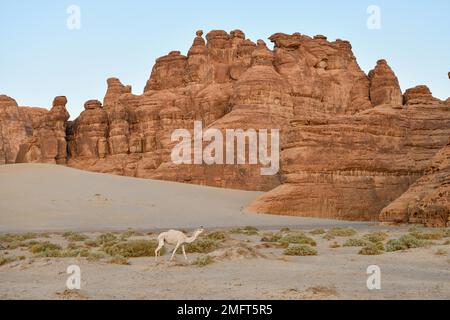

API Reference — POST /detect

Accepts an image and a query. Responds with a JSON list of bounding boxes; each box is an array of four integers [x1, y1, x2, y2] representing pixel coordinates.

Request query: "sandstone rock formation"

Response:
[[248, 89, 450, 221], [380, 142, 450, 227], [1, 29, 449, 226], [0, 95, 69, 165]]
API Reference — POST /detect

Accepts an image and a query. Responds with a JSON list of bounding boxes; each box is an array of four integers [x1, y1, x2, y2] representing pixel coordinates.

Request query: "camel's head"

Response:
[[195, 226, 205, 236]]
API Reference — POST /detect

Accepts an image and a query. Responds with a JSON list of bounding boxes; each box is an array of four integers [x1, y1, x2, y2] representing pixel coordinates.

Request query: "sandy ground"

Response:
[[0, 164, 370, 233], [0, 227, 449, 300], [0, 164, 449, 300]]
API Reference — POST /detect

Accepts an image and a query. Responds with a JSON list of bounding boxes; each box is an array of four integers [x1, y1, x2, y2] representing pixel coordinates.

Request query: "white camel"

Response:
[[155, 227, 204, 261]]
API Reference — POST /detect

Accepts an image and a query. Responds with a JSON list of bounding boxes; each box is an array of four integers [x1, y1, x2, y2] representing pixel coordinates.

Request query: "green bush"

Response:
[[343, 239, 369, 247], [192, 255, 214, 267], [29, 241, 62, 254], [326, 227, 357, 238], [410, 230, 444, 240], [96, 233, 118, 245], [103, 240, 162, 257], [278, 232, 317, 247], [185, 239, 220, 254], [359, 242, 384, 255], [284, 245, 318, 256], [204, 231, 228, 241], [363, 231, 388, 243], [386, 234, 430, 252]]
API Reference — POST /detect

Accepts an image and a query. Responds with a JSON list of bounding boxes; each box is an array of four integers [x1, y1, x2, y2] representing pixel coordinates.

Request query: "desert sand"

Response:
[[0, 164, 449, 300], [0, 164, 369, 233]]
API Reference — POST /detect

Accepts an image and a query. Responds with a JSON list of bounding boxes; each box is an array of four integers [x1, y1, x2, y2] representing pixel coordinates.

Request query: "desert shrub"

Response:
[[67, 242, 82, 250], [204, 231, 228, 241], [280, 228, 291, 233], [192, 255, 214, 267], [444, 229, 450, 238], [386, 234, 430, 252], [63, 232, 87, 242], [326, 227, 357, 238], [359, 242, 384, 255], [84, 240, 99, 248], [87, 251, 108, 262], [230, 226, 259, 235], [363, 231, 389, 243], [103, 240, 162, 257], [343, 239, 369, 247], [29, 241, 62, 254], [329, 242, 341, 249], [278, 232, 317, 247], [96, 233, 118, 246], [0, 255, 17, 266], [61, 248, 91, 258], [309, 228, 326, 235], [435, 249, 447, 256], [0, 233, 38, 243], [410, 230, 444, 240], [109, 255, 129, 265], [260, 232, 283, 243], [185, 239, 220, 254], [284, 245, 317, 256], [119, 229, 143, 240]]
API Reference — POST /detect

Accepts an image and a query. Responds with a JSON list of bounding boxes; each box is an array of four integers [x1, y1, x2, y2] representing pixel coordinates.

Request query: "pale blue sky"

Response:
[[0, 0, 449, 118]]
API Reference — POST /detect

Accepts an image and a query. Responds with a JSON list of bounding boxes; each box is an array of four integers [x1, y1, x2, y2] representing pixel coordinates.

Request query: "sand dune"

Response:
[[0, 164, 370, 233]]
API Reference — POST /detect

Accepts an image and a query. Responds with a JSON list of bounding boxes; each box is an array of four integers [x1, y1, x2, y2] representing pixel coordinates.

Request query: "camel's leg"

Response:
[[170, 242, 181, 261], [182, 245, 187, 260], [155, 238, 164, 262]]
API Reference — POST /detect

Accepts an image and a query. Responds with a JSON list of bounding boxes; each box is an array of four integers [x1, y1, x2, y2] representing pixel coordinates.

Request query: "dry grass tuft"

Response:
[[329, 242, 341, 249], [108, 255, 129, 265], [309, 228, 326, 235], [435, 249, 447, 256], [192, 255, 214, 267], [0, 254, 17, 266], [63, 232, 87, 242], [230, 226, 259, 235]]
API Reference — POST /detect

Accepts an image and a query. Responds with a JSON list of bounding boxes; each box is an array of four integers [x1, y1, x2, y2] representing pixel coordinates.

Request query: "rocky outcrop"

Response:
[[1, 29, 449, 226], [0, 95, 69, 165], [380, 142, 450, 227], [368, 59, 403, 106], [248, 86, 450, 221]]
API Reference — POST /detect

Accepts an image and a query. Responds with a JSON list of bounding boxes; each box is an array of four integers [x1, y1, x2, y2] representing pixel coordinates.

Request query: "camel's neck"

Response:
[[186, 232, 200, 243]]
